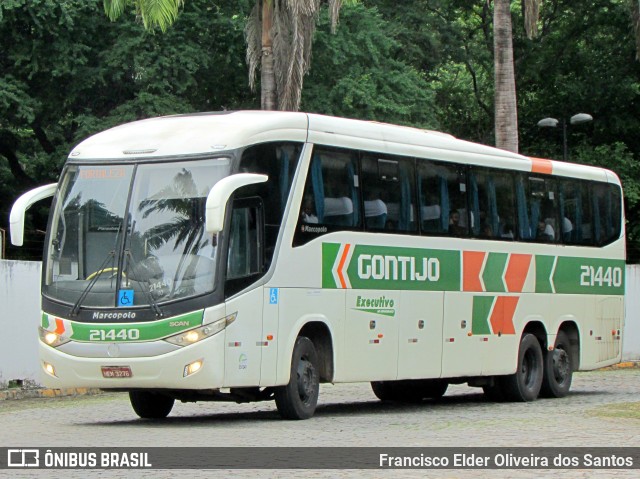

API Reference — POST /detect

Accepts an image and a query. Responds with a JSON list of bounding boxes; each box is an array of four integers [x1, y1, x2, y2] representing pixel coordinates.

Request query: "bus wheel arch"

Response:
[[298, 321, 335, 383]]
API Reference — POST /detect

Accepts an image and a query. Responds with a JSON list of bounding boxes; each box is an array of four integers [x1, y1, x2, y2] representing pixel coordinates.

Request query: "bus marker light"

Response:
[[369, 339, 380, 344], [446, 338, 455, 343], [184, 360, 203, 377], [44, 362, 56, 377], [267, 335, 274, 341], [184, 331, 200, 343], [467, 332, 473, 337], [377, 333, 383, 339], [408, 338, 418, 343], [228, 342, 241, 347], [256, 341, 268, 347]]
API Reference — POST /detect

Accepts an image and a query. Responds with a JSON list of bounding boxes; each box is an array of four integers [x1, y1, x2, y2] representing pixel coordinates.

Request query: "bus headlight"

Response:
[[164, 313, 237, 346], [39, 327, 71, 348]]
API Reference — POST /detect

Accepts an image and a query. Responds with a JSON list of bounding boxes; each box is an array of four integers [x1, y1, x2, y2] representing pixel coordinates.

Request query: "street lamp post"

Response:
[[537, 113, 593, 161]]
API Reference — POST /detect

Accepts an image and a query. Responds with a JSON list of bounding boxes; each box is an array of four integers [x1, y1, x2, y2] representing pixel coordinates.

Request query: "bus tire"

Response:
[[502, 333, 543, 402], [275, 336, 320, 420], [482, 381, 506, 402], [129, 391, 174, 419], [540, 331, 573, 398], [371, 381, 397, 401], [419, 379, 448, 400]]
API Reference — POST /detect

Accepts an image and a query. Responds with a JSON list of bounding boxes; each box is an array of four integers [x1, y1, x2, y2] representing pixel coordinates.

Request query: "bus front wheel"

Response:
[[275, 336, 320, 420], [502, 333, 543, 402], [129, 391, 174, 419]]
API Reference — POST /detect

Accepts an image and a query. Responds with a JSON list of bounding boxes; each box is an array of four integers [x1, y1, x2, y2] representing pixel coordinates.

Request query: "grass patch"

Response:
[[588, 402, 640, 420]]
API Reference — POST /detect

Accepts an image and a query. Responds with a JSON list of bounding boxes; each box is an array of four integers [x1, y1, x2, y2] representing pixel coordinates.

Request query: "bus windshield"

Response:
[[43, 159, 232, 309]]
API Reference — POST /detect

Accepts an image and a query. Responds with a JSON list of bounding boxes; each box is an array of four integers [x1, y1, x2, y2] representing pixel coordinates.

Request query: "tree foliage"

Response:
[[302, 4, 438, 128], [1, 0, 640, 260], [0, 0, 251, 257]]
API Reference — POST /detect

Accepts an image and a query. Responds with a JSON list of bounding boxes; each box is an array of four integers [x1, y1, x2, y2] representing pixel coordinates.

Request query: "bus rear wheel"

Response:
[[129, 391, 174, 419], [275, 336, 320, 420], [540, 331, 573, 398], [502, 333, 543, 402]]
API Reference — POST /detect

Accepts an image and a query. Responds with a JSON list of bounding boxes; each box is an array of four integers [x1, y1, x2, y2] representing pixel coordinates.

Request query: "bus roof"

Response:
[[69, 111, 619, 185]]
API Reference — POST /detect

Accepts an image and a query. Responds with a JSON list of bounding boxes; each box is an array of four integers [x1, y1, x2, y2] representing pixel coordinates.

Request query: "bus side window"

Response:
[[316, 149, 360, 228], [560, 179, 593, 245], [518, 175, 558, 243], [417, 161, 467, 236], [362, 155, 416, 233], [225, 199, 264, 297], [493, 170, 516, 240], [465, 167, 516, 241], [239, 141, 302, 263], [592, 183, 622, 245], [294, 147, 361, 246]]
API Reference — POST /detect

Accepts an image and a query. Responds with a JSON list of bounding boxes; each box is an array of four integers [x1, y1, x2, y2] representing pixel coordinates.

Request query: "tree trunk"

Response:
[[260, 0, 277, 110], [493, 0, 519, 153]]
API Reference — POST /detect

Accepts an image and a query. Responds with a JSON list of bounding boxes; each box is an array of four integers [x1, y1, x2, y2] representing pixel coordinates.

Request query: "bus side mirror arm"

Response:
[[10, 183, 57, 246], [205, 173, 268, 234]]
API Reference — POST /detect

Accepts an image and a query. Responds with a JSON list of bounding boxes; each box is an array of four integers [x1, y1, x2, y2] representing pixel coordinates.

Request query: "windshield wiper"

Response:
[[123, 249, 164, 318], [69, 250, 116, 317]]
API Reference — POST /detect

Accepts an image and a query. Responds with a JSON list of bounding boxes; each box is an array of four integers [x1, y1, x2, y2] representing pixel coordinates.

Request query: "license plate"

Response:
[[101, 366, 133, 378]]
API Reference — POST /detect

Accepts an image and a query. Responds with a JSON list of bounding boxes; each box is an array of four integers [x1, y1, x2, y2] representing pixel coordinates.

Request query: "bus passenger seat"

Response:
[[324, 196, 354, 226], [421, 204, 441, 232], [365, 199, 388, 229]]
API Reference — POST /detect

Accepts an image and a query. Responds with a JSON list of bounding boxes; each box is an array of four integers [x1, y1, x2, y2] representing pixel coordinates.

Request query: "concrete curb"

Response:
[[0, 387, 103, 401], [600, 361, 640, 370]]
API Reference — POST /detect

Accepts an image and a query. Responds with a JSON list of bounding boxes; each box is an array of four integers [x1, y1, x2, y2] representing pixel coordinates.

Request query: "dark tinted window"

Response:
[[361, 155, 416, 232], [417, 160, 468, 236], [516, 176, 559, 243], [469, 168, 515, 240]]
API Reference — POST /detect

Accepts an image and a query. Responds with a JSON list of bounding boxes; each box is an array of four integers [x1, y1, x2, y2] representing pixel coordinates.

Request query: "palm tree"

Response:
[[493, 0, 541, 154], [633, 0, 640, 60], [103, 0, 355, 111]]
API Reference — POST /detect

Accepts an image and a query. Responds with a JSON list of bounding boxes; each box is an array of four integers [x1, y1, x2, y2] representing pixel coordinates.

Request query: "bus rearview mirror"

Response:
[[10, 183, 57, 246], [205, 173, 268, 234]]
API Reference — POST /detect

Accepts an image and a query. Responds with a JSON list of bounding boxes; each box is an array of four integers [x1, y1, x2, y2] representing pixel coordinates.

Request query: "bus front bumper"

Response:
[[38, 332, 226, 390]]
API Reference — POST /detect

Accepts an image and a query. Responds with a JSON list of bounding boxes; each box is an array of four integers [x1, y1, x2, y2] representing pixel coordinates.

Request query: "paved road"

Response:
[[1, 369, 639, 478]]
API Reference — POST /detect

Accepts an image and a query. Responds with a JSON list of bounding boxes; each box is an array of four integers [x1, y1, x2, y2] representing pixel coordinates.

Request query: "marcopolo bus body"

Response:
[[11, 111, 625, 419]]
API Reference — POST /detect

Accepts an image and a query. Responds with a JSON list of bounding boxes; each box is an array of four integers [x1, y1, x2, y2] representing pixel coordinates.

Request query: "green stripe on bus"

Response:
[[535, 255, 556, 293], [323, 242, 625, 295], [472, 296, 494, 335], [54, 310, 204, 342], [322, 242, 341, 288], [482, 253, 508, 292], [335, 243, 461, 291], [552, 257, 625, 295], [535, 256, 625, 295]]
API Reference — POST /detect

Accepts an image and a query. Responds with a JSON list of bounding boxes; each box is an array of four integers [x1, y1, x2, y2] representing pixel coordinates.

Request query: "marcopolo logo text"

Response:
[[92, 311, 137, 321]]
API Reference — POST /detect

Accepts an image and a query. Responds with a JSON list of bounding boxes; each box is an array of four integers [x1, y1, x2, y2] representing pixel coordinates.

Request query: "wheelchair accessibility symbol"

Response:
[[118, 289, 134, 307]]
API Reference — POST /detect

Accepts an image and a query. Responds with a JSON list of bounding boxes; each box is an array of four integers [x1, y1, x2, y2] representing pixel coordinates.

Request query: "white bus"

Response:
[[11, 111, 625, 420]]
